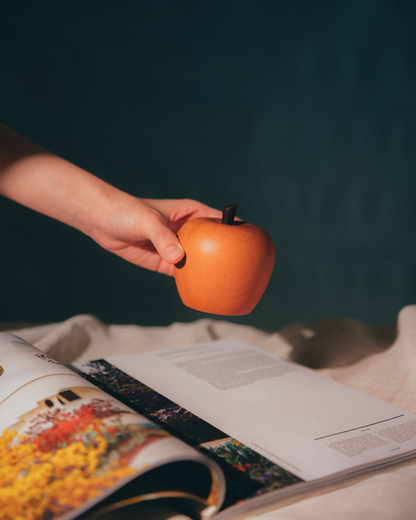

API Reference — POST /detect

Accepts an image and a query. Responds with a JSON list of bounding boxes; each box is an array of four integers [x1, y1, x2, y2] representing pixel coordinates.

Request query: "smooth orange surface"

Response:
[[174, 218, 275, 315]]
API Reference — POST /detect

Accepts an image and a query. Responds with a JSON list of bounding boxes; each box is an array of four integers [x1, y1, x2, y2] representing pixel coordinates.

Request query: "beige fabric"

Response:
[[6, 305, 416, 520]]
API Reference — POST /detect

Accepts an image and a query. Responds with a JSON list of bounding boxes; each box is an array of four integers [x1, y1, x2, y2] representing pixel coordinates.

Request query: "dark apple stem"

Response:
[[222, 204, 238, 224]]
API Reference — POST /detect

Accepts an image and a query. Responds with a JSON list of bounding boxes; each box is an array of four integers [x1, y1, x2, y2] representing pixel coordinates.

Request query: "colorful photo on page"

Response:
[[0, 385, 168, 520], [201, 437, 302, 495]]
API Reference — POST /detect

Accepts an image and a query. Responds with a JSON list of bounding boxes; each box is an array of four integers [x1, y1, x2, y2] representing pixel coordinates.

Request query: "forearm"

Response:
[[0, 123, 126, 238]]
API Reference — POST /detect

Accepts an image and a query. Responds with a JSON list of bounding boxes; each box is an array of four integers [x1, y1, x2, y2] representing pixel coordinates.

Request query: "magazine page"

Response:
[[0, 333, 225, 520], [102, 339, 416, 482]]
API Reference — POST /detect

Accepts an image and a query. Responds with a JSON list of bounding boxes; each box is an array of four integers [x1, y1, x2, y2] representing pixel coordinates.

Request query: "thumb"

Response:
[[149, 225, 185, 264], [163, 239, 185, 263]]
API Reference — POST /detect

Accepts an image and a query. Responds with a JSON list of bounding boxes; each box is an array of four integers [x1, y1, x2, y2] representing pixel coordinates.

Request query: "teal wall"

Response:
[[1, 1, 415, 329]]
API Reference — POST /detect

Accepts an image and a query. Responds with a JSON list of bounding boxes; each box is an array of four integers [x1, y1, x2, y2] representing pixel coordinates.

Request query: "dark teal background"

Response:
[[1, 1, 415, 329]]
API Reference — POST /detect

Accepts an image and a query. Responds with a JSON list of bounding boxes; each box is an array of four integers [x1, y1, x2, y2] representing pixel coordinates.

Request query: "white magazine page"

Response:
[[0, 332, 95, 430], [107, 339, 416, 481]]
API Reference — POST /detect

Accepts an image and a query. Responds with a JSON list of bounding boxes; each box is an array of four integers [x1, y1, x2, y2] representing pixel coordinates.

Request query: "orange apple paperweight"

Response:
[[174, 204, 275, 315]]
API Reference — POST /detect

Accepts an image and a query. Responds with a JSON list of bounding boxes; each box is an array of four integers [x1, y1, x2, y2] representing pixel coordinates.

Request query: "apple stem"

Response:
[[222, 204, 238, 225]]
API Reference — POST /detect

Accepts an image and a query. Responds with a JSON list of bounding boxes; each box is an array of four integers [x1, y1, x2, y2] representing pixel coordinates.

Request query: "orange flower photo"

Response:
[[0, 393, 168, 520]]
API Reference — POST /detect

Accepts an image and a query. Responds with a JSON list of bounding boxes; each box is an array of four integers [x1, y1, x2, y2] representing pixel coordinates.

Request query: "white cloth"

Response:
[[6, 305, 416, 520]]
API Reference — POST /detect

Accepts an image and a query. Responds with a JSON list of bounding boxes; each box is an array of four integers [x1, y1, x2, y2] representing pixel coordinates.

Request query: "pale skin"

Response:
[[0, 123, 222, 276]]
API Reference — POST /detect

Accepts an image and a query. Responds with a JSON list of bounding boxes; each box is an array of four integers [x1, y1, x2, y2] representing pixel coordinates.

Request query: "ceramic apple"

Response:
[[174, 204, 275, 315]]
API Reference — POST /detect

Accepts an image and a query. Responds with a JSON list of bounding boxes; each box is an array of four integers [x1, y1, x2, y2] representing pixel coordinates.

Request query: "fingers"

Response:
[[143, 198, 222, 223], [125, 198, 222, 272]]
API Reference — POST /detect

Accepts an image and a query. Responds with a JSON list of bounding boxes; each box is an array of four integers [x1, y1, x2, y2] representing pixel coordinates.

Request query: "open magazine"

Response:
[[2, 333, 416, 520]]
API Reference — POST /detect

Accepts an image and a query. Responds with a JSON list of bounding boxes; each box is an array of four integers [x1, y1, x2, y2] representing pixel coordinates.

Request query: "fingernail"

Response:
[[165, 244, 184, 262]]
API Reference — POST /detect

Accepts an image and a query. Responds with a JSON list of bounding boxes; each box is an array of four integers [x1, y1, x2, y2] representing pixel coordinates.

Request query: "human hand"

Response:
[[88, 196, 222, 276], [0, 123, 222, 276]]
